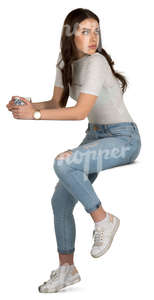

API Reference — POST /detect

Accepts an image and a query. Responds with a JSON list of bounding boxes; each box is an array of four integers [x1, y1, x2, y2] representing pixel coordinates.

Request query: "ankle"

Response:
[[94, 211, 107, 223], [59, 262, 74, 266]]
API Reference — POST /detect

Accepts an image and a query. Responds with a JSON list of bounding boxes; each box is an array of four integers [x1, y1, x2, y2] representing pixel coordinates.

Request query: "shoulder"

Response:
[[89, 52, 106, 62], [85, 52, 107, 69]]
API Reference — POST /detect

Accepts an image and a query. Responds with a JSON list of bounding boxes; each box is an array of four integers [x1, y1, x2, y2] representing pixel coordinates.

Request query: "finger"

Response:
[[12, 111, 19, 115], [19, 97, 29, 104], [11, 96, 19, 100], [12, 104, 20, 108], [12, 108, 20, 112], [6, 101, 12, 106], [8, 103, 14, 109], [6, 104, 12, 110], [13, 112, 19, 118], [11, 105, 19, 109], [12, 108, 20, 113]]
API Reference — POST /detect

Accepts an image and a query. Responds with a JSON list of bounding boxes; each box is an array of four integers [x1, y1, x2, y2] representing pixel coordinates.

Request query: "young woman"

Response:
[[7, 8, 141, 293]]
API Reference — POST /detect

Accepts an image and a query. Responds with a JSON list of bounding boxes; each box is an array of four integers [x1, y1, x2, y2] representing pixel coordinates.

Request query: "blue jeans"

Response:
[[51, 122, 141, 254]]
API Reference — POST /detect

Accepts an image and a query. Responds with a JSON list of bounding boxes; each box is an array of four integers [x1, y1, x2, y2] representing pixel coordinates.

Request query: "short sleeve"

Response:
[[54, 52, 64, 88], [80, 54, 107, 96]]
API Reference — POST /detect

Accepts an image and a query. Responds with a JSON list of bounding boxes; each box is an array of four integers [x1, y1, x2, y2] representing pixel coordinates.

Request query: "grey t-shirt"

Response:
[[54, 51, 134, 124]]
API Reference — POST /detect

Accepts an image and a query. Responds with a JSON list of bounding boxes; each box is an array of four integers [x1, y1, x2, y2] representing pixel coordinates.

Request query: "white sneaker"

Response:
[[38, 263, 81, 293], [90, 212, 120, 258]]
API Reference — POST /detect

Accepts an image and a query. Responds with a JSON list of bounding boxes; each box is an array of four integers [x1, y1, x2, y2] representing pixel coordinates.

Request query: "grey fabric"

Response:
[[54, 51, 134, 124]]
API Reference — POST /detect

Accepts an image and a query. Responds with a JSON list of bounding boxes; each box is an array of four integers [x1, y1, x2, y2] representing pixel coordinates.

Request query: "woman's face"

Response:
[[74, 18, 100, 58]]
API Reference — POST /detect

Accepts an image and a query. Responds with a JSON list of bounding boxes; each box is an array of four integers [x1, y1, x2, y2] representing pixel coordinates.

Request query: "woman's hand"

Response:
[[9, 96, 35, 120], [6, 96, 17, 111], [6, 96, 32, 111]]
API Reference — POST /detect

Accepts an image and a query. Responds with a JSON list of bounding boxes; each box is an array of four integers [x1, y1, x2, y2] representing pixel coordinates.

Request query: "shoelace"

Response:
[[43, 269, 59, 285], [50, 269, 59, 280], [92, 229, 104, 243]]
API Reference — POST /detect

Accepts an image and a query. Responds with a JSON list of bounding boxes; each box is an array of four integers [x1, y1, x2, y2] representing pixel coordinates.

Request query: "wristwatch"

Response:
[[33, 110, 41, 120]]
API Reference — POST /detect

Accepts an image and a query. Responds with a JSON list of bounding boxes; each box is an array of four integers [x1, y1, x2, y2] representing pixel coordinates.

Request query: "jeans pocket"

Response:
[[107, 126, 134, 138]]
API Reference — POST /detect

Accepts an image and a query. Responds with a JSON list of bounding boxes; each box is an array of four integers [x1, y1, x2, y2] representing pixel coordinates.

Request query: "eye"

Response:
[[95, 29, 100, 34], [82, 30, 89, 35], [82, 29, 100, 35]]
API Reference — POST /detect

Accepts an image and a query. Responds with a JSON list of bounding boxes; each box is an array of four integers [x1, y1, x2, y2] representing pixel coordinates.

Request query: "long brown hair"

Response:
[[57, 8, 128, 108]]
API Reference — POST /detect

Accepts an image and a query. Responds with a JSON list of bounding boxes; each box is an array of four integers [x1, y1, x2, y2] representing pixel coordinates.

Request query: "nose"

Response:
[[90, 32, 98, 43]]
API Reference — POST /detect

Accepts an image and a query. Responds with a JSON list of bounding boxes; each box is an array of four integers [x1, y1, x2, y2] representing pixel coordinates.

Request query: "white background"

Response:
[[0, 0, 153, 298]]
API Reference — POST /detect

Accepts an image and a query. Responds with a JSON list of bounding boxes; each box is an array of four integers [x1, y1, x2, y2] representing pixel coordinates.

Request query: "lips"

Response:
[[89, 45, 96, 48]]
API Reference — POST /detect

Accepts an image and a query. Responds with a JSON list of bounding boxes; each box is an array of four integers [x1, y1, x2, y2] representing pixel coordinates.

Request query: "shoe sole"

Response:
[[38, 276, 81, 293], [90, 218, 120, 258]]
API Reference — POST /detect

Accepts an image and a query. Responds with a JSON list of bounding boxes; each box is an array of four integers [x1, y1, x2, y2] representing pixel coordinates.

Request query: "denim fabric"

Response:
[[51, 122, 141, 254]]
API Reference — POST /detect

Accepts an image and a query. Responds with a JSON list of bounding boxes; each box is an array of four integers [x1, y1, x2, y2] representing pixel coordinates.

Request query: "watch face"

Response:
[[34, 111, 41, 119]]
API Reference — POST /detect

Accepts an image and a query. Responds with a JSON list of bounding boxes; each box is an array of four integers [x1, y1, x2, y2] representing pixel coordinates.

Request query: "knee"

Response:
[[53, 150, 72, 174], [55, 150, 72, 160], [53, 158, 64, 175]]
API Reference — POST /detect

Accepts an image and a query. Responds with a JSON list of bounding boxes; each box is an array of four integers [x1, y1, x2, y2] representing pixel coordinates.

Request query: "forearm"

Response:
[[40, 106, 84, 120], [32, 99, 55, 110]]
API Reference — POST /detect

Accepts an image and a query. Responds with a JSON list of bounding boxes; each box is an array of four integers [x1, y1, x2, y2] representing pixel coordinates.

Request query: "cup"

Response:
[[14, 96, 31, 106]]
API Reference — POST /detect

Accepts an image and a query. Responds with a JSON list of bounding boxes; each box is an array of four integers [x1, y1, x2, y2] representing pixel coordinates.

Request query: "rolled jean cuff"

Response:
[[85, 201, 102, 213], [58, 248, 75, 254]]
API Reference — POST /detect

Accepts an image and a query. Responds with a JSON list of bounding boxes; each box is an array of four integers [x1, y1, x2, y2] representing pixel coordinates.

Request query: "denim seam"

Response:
[[64, 208, 67, 252], [85, 201, 102, 213], [58, 248, 75, 254], [64, 209, 73, 252]]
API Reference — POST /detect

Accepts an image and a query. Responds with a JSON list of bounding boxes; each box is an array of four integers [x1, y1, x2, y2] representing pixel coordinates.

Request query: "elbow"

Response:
[[76, 113, 86, 120], [74, 107, 87, 120], [81, 111, 88, 120]]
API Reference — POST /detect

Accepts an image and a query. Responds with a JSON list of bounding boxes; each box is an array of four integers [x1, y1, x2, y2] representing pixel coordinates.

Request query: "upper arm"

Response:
[[75, 92, 98, 119], [75, 54, 107, 119], [49, 52, 65, 108]]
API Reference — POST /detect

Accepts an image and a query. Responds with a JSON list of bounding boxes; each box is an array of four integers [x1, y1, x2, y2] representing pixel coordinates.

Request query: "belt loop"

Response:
[[104, 124, 107, 132], [131, 122, 137, 133], [131, 122, 136, 130]]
